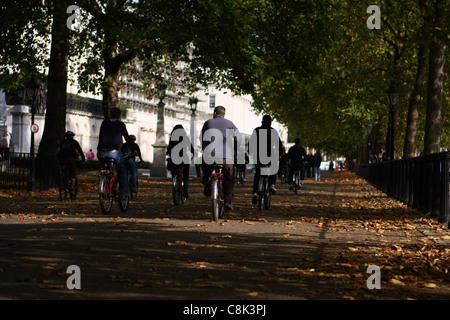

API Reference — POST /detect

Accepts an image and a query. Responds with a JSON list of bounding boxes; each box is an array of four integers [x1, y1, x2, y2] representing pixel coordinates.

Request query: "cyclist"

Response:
[[121, 134, 143, 194], [57, 131, 85, 199], [166, 124, 193, 199], [201, 106, 241, 211], [249, 115, 283, 204], [97, 107, 134, 199], [288, 138, 307, 190]]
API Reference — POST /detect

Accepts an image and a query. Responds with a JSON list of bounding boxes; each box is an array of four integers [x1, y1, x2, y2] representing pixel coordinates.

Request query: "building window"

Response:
[[209, 95, 215, 109]]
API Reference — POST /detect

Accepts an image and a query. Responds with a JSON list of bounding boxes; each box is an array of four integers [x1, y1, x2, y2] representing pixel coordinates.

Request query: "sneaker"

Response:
[[183, 191, 189, 199], [203, 182, 211, 197], [224, 202, 234, 211], [300, 180, 305, 185], [252, 193, 258, 204], [270, 184, 277, 193]]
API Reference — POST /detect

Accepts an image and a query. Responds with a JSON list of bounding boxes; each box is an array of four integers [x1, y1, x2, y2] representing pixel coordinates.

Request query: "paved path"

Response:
[[0, 170, 448, 301]]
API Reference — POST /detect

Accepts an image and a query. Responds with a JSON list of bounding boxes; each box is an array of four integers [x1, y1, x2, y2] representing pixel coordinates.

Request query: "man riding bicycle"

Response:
[[57, 131, 85, 199], [121, 134, 143, 194], [201, 106, 241, 211], [249, 115, 283, 204], [97, 107, 134, 199], [288, 138, 307, 190]]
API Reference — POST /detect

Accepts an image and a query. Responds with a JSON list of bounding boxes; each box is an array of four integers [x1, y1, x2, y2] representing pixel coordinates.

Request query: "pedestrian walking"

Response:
[[313, 150, 322, 181], [288, 138, 306, 190], [86, 149, 95, 161]]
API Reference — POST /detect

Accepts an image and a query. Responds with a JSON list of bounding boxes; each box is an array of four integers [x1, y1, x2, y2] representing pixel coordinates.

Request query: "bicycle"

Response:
[[59, 163, 78, 201], [172, 166, 187, 206], [210, 165, 225, 221], [292, 167, 301, 195], [98, 158, 130, 214], [257, 166, 271, 211], [235, 165, 245, 187]]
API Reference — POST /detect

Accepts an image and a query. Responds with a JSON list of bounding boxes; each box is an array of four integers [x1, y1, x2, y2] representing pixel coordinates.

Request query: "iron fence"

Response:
[[356, 152, 450, 228], [0, 152, 32, 190]]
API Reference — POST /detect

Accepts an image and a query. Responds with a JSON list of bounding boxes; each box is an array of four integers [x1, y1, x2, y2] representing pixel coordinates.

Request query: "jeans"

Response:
[[124, 157, 137, 188], [97, 149, 130, 195], [252, 165, 277, 194], [314, 166, 321, 181]]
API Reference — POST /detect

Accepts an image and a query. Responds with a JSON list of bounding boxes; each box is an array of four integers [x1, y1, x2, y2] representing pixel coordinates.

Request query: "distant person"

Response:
[[58, 131, 85, 199], [288, 138, 306, 190], [249, 115, 283, 204], [122, 134, 143, 194], [329, 160, 334, 171], [313, 150, 322, 181], [86, 149, 95, 161]]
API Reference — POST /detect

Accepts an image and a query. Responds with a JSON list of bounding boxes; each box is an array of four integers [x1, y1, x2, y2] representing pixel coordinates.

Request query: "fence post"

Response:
[[430, 153, 440, 218], [438, 152, 450, 225]]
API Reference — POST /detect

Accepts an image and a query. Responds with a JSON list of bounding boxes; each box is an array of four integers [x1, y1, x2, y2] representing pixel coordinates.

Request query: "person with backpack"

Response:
[[58, 131, 85, 199], [121, 135, 143, 194]]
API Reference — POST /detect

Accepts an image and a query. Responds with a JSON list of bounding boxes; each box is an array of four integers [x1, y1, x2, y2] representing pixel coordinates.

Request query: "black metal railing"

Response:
[[356, 152, 450, 228], [0, 152, 32, 190]]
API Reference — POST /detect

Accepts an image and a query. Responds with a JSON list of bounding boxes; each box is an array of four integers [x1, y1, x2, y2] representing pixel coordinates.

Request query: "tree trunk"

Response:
[[102, 47, 121, 118], [35, 1, 70, 189], [423, 0, 448, 155], [403, 43, 428, 158], [424, 41, 446, 155]]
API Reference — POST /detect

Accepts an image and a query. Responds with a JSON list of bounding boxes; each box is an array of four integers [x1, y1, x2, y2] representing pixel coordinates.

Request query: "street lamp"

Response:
[[188, 96, 198, 177], [365, 120, 373, 163], [386, 81, 399, 160], [17, 76, 41, 192]]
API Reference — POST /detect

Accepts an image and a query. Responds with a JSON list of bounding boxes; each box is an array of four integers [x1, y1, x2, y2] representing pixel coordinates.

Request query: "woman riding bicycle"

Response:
[[57, 131, 85, 199], [166, 125, 193, 199]]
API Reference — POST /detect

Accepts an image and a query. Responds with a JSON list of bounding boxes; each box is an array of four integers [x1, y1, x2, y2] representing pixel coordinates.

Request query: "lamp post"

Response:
[[18, 76, 41, 192], [365, 120, 373, 163], [386, 81, 399, 161], [188, 96, 198, 177]]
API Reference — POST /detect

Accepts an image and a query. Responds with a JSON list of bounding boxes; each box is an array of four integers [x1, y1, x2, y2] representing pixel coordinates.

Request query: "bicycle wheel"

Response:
[[258, 178, 264, 211], [264, 179, 271, 210], [172, 174, 180, 206], [212, 179, 220, 221], [99, 177, 113, 214], [118, 194, 130, 212]]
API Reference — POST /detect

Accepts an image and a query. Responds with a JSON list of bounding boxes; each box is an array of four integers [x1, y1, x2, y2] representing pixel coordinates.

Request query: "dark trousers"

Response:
[[289, 163, 304, 185], [202, 162, 235, 203], [252, 166, 277, 194]]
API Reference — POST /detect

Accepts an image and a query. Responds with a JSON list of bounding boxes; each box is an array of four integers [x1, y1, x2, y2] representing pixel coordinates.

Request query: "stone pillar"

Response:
[[189, 111, 197, 177], [151, 99, 168, 177], [10, 105, 31, 153]]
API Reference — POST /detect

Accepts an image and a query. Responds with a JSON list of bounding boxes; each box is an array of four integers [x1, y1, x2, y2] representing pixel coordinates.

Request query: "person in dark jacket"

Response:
[[166, 124, 194, 198], [288, 138, 306, 189], [97, 107, 134, 198], [58, 130, 85, 198], [313, 150, 322, 181], [250, 115, 283, 204], [122, 134, 143, 193]]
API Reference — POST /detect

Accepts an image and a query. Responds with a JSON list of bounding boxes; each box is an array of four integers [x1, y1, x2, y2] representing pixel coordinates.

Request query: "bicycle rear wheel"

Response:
[[99, 178, 113, 214], [211, 180, 224, 221], [172, 174, 180, 206], [264, 179, 271, 210], [258, 178, 265, 211], [118, 194, 130, 212]]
